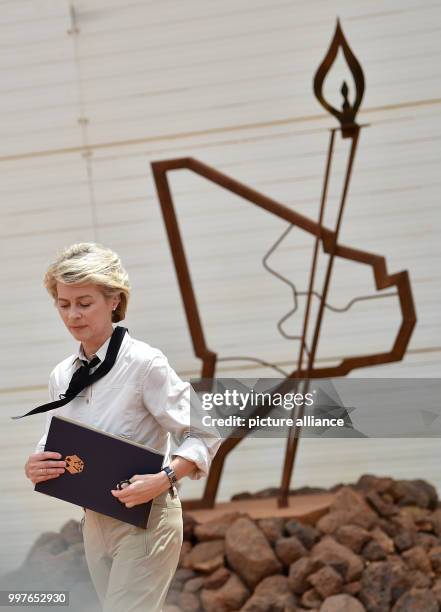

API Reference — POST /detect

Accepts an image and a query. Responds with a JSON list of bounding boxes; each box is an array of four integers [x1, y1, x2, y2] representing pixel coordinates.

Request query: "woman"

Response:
[[24, 242, 221, 612]]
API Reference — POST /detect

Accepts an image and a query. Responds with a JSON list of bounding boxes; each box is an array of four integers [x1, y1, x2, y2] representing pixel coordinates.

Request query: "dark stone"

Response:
[[356, 475, 395, 494], [274, 535, 307, 565], [184, 540, 225, 573], [320, 593, 367, 612], [300, 588, 322, 609], [257, 517, 285, 544], [359, 561, 393, 612], [370, 527, 395, 554], [432, 577, 441, 605], [288, 557, 322, 594], [377, 517, 399, 538], [311, 535, 364, 582], [394, 531, 415, 552], [241, 575, 297, 611], [225, 517, 282, 589], [335, 525, 372, 553], [387, 556, 412, 602], [60, 520, 83, 545], [366, 491, 398, 518], [400, 506, 433, 531], [407, 570, 432, 589], [203, 567, 231, 590], [317, 511, 353, 535], [307, 565, 343, 599], [390, 480, 438, 510], [329, 487, 378, 529], [231, 485, 328, 501], [402, 545, 432, 574], [415, 532, 440, 551], [362, 540, 387, 561], [200, 572, 250, 611], [344, 581, 362, 596], [430, 509, 441, 537], [429, 547, 441, 574], [284, 519, 320, 549], [413, 481, 438, 510], [194, 512, 245, 541], [25, 532, 67, 562], [391, 588, 439, 611], [253, 574, 292, 595]]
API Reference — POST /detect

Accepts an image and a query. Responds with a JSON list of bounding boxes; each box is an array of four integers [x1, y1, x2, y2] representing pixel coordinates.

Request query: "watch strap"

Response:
[[162, 466, 177, 497]]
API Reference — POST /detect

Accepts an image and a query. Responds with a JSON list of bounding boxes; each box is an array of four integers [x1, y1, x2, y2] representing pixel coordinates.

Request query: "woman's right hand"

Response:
[[25, 451, 66, 484]]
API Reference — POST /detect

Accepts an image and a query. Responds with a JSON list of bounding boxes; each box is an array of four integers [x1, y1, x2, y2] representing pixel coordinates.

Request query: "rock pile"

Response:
[[0, 519, 99, 612], [166, 475, 441, 611], [3, 475, 441, 611]]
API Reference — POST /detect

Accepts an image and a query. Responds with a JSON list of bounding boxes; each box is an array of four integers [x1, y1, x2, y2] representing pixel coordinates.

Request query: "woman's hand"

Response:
[[110, 472, 170, 508], [111, 457, 197, 507], [25, 451, 66, 484]]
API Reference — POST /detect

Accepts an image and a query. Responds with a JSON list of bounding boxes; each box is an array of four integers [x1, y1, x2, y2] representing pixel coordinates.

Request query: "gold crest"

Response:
[[65, 454, 84, 474]]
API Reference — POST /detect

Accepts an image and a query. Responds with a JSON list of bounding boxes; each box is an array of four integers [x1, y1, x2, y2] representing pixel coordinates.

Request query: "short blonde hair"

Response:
[[44, 243, 130, 323]]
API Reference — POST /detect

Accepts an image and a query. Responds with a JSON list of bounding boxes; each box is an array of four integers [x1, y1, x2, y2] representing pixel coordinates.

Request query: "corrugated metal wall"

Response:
[[1, 0, 440, 570]]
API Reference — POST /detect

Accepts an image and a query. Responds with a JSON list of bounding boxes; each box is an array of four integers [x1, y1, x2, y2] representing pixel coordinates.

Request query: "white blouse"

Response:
[[35, 330, 221, 480]]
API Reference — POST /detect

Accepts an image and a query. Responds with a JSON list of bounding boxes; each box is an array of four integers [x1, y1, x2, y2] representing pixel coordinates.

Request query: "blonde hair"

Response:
[[44, 243, 130, 323]]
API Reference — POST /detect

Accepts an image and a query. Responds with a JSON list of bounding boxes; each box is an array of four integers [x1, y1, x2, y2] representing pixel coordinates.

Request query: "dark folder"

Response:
[[35, 416, 165, 528]]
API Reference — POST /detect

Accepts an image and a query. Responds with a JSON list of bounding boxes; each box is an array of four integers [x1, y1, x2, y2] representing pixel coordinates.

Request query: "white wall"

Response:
[[1, 0, 440, 571]]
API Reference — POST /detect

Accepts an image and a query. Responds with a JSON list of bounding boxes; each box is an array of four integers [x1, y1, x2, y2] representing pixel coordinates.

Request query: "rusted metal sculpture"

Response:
[[313, 19, 365, 136], [151, 20, 416, 510]]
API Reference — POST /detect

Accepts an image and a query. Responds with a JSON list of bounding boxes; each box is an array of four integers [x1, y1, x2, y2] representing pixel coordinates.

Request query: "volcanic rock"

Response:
[[320, 593, 366, 612], [275, 535, 307, 565], [311, 536, 364, 582], [308, 565, 343, 599], [200, 572, 249, 611], [391, 587, 439, 611], [359, 561, 393, 612], [194, 512, 245, 541], [257, 517, 285, 544], [184, 540, 225, 573], [225, 517, 282, 588]]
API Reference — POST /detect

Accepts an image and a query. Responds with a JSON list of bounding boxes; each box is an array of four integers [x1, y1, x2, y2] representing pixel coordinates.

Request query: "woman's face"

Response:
[[55, 282, 119, 345]]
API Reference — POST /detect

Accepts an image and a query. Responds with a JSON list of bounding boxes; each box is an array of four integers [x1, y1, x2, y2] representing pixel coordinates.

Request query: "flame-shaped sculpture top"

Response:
[[313, 19, 365, 135]]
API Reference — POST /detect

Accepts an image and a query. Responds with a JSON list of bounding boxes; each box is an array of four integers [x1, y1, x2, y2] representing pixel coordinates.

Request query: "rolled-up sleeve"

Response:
[[142, 354, 222, 480]]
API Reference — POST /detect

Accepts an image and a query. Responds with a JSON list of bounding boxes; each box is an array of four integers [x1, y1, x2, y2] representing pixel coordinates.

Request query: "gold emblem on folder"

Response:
[[65, 454, 84, 474]]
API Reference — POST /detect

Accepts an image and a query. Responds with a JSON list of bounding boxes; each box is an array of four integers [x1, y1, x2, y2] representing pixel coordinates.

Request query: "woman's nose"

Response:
[[67, 308, 82, 321]]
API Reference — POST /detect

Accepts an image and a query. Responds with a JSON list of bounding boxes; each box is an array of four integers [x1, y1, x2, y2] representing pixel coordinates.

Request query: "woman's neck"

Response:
[[82, 326, 114, 360]]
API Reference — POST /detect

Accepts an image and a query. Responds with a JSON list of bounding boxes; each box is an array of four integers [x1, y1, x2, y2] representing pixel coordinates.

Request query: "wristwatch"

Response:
[[162, 466, 177, 497]]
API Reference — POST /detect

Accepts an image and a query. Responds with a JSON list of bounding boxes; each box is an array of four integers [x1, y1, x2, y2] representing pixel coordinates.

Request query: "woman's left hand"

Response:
[[111, 472, 169, 507]]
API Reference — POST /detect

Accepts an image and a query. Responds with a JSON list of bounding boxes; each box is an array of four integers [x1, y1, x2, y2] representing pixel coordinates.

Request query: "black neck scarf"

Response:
[[12, 326, 128, 420]]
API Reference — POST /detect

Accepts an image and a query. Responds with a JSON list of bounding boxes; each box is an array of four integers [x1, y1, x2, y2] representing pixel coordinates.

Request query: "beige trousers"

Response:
[[81, 489, 183, 612]]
